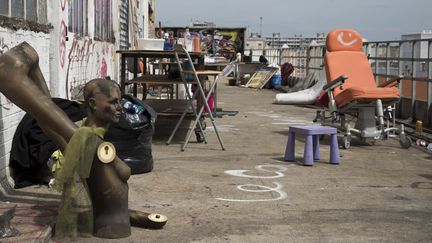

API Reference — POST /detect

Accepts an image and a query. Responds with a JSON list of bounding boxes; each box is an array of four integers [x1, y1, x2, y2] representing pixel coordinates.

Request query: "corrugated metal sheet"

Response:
[[119, 0, 129, 49]]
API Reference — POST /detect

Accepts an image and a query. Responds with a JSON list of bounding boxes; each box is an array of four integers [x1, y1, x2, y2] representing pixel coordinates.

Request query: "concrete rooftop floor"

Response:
[[2, 78, 432, 242]]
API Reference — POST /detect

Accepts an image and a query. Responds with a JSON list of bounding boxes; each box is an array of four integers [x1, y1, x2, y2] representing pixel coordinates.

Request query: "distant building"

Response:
[[244, 33, 265, 62], [245, 32, 325, 50], [401, 30, 432, 78], [245, 32, 326, 70]]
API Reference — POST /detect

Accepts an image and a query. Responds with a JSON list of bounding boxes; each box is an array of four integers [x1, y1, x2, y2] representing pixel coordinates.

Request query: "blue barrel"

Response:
[[272, 74, 281, 87]]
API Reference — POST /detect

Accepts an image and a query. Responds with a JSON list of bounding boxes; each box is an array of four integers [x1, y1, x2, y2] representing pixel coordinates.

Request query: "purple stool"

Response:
[[284, 125, 340, 166]]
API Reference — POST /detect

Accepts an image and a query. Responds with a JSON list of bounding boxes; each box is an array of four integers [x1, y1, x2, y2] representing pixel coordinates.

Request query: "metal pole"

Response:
[[411, 41, 416, 121], [427, 41, 431, 127], [374, 43, 379, 82], [259, 17, 263, 37]]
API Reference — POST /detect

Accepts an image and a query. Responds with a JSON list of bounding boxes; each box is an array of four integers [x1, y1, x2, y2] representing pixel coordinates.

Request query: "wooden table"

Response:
[[116, 49, 205, 96], [116, 49, 224, 150]]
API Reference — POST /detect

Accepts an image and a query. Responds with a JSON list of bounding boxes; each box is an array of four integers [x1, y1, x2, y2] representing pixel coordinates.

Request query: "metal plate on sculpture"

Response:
[[97, 142, 116, 163], [147, 213, 168, 229]]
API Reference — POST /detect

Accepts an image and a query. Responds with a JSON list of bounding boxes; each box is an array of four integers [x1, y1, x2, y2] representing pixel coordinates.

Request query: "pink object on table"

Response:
[[204, 94, 214, 113]]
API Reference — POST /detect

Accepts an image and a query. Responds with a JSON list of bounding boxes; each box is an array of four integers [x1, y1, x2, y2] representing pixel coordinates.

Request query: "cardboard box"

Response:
[[137, 38, 164, 50]]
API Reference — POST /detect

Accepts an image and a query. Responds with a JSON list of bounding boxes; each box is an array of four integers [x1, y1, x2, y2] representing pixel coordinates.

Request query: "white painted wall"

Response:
[[0, 27, 51, 184], [130, 0, 151, 48]]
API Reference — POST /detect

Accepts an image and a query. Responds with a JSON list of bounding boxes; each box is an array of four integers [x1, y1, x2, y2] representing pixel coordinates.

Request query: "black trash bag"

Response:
[[114, 94, 156, 131], [109, 125, 155, 174], [10, 98, 87, 188], [105, 95, 156, 174]]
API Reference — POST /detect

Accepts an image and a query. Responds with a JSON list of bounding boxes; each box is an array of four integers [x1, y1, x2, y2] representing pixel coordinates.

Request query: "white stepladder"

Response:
[[167, 44, 225, 151]]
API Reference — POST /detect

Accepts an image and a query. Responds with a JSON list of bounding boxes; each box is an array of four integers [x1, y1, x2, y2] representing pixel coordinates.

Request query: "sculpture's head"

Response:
[[84, 79, 122, 126]]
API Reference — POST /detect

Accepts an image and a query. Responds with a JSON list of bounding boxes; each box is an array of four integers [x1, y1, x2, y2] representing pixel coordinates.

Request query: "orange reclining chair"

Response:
[[316, 29, 411, 149]]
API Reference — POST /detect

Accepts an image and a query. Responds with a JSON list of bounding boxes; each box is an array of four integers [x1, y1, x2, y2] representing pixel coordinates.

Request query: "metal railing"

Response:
[[248, 38, 432, 129]]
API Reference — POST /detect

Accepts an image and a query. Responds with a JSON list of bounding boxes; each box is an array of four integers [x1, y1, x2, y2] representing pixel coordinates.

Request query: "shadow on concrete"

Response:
[[0, 180, 59, 205], [273, 129, 388, 149]]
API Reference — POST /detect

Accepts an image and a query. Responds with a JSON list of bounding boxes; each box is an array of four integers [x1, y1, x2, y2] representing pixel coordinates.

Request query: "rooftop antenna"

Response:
[[259, 16, 263, 37]]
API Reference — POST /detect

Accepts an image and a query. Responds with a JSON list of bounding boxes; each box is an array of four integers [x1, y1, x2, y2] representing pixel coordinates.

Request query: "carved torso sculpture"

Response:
[[0, 42, 166, 240]]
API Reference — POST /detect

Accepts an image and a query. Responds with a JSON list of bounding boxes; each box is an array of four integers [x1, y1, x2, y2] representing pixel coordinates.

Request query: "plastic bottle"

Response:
[[416, 120, 423, 133], [193, 36, 201, 52], [235, 52, 242, 62], [123, 101, 138, 114], [184, 28, 193, 52], [163, 33, 171, 50], [169, 33, 174, 48], [416, 139, 427, 147]]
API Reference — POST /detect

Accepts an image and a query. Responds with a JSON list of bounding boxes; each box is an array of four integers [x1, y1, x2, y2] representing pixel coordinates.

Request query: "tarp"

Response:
[[273, 73, 325, 105], [10, 99, 86, 188]]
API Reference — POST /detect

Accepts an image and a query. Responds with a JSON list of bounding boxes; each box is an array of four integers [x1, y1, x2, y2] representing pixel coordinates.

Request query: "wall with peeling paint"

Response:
[[0, 0, 153, 187], [53, 1, 117, 100], [0, 28, 51, 185]]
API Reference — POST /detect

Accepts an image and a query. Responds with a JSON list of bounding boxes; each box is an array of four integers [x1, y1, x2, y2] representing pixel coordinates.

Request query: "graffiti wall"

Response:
[[57, 1, 115, 100], [60, 36, 115, 99]]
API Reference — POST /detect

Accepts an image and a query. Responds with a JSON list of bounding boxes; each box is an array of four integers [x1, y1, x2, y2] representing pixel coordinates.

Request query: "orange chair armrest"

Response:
[[378, 75, 403, 88]]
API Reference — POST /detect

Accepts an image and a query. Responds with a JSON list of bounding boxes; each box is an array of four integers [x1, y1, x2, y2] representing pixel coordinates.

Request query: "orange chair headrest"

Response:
[[326, 29, 363, 52]]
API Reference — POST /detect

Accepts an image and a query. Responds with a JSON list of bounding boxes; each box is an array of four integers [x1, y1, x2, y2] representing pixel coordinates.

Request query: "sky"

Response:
[[155, 0, 431, 41]]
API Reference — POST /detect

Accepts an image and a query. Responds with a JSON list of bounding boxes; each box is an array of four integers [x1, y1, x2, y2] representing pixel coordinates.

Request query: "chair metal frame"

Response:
[[315, 75, 411, 149], [315, 29, 412, 149]]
